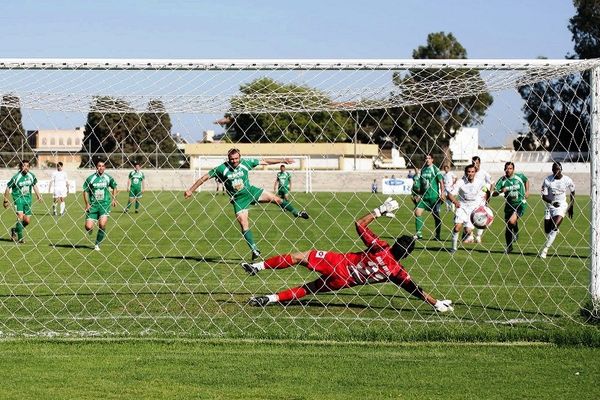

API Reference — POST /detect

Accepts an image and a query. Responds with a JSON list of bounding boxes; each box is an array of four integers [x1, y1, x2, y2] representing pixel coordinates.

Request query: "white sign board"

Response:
[[381, 178, 414, 195]]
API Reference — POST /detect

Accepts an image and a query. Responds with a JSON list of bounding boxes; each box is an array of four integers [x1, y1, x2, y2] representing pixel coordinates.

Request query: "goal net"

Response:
[[0, 58, 598, 340]]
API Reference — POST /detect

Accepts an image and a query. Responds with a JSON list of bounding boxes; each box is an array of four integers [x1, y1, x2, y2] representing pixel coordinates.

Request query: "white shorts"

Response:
[[454, 202, 483, 229], [53, 189, 68, 198], [544, 203, 567, 219]]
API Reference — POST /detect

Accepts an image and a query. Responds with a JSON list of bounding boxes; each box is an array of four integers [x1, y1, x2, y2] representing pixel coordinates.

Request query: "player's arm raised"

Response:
[[185, 173, 211, 198], [260, 158, 294, 166]]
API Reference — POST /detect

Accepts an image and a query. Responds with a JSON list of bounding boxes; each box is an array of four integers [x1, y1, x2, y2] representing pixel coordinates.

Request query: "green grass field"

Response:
[[0, 191, 598, 345], [1, 191, 599, 399]]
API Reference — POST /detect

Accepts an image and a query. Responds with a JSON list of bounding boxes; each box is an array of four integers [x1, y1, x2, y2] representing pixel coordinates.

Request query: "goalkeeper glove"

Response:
[[434, 299, 454, 313], [374, 197, 399, 218]]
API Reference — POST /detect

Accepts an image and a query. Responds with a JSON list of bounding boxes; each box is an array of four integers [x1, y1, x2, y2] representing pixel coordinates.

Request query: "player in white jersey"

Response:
[[442, 164, 457, 211], [472, 156, 493, 243], [49, 162, 69, 216], [447, 164, 490, 253], [539, 162, 575, 259]]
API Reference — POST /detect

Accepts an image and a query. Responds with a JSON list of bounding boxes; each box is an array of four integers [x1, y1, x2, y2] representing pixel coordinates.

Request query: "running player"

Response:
[[124, 162, 145, 213], [82, 160, 118, 251], [49, 162, 69, 216]]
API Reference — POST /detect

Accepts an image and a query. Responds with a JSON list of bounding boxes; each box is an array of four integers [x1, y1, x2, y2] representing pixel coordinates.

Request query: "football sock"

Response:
[[15, 220, 24, 240], [476, 229, 484, 239], [52, 204, 57, 214], [505, 227, 513, 247], [415, 216, 424, 235], [452, 232, 458, 250], [545, 229, 559, 249], [433, 212, 442, 238], [277, 287, 307, 302], [264, 254, 294, 269], [135, 201, 140, 211], [60, 202, 65, 214], [125, 202, 131, 210], [280, 200, 299, 216], [96, 228, 106, 246], [242, 229, 258, 251]]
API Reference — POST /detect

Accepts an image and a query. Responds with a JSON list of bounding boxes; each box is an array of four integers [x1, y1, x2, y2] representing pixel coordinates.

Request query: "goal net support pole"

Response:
[[591, 64, 600, 313]]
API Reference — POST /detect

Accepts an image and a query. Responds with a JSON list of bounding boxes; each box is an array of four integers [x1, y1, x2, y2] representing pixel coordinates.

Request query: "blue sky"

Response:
[[0, 0, 579, 146]]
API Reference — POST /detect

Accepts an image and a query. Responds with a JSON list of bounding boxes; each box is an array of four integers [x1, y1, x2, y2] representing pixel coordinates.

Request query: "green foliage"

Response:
[[81, 97, 184, 168], [224, 78, 354, 143], [390, 32, 493, 165], [0, 94, 27, 167], [519, 1, 599, 153]]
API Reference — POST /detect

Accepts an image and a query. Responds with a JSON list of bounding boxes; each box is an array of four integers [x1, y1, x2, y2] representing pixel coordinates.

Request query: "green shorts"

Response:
[[128, 188, 143, 198], [504, 202, 527, 220], [416, 196, 441, 213], [232, 186, 264, 214], [277, 188, 290, 198], [14, 198, 32, 216], [86, 203, 111, 221]]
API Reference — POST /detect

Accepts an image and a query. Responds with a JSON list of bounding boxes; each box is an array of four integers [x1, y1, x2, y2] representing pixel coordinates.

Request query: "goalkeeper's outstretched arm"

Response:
[[184, 174, 211, 198]]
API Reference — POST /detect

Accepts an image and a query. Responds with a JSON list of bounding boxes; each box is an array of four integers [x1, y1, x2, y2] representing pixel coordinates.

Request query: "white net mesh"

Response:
[[0, 58, 598, 339]]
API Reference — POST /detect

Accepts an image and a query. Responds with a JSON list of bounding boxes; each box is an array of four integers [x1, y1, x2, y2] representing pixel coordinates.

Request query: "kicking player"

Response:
[[492, 162, 529, 254], [413, 154, 445, 240], [3, 160, 43, 243], [447, 164, 490, 253], [184, 148, 309, 261], [539, 162, 575, 259], [124, 162, 145, 213], [82, 160, 118, 251], [241, 198, 454, 313], [49, 162, 69, 216]]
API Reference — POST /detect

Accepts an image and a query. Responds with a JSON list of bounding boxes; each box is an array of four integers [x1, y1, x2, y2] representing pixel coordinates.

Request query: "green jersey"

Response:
[[276, 171, 292, 191], [418, 164, 443, 199], [128, 170, 145, 191], [208, 158, 260, 197], [83, 173, 118, 207], [495, 172, 528, 206], [7, 171, 37, 201]]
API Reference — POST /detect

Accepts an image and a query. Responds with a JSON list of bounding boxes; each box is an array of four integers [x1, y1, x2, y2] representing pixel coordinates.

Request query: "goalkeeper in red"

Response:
[[185, 148, 309, 261], [241, 198, 454, 312]]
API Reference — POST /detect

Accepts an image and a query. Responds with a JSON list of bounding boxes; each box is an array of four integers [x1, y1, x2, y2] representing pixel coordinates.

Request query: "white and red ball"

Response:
[[470, 205, 494, 229]]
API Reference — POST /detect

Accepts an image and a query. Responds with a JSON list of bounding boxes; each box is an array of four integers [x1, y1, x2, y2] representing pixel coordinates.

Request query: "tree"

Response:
[[388, 32, 493, 166], [140, 100, 183, 168], [81, 97, 181, 168], [519, 0, 599, 153], [223, 78, 353, 143], [0, 94, 27, 167]]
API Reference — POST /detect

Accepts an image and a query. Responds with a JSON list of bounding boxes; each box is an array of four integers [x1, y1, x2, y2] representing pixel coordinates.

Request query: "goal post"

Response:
[[0, 58, 599, 339]]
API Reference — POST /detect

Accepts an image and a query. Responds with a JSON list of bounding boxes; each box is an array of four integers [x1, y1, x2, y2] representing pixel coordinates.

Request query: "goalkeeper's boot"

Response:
[[248, 296, 270, 307], [297, 210, 309, 220], [251, 249, 262, 261], [241, 262, 260, 276]]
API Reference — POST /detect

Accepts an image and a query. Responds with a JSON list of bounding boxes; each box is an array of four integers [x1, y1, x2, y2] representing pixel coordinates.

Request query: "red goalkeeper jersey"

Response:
[[306, 223, 411, 288]]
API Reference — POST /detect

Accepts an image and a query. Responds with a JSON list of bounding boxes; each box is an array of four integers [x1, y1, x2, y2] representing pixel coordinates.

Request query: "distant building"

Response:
[[29, 127, 84, 167], [449, 127, 479, 164]]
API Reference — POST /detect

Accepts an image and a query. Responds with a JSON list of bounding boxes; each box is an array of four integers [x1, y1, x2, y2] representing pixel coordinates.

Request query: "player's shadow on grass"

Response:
[[145, 255, 242, 264], [49, 243, 96, 250]]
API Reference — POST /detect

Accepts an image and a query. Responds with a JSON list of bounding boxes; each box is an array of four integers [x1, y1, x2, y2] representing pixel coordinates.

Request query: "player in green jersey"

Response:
[[82, 160, 118, 251], [184, 148, 309, 261], [412, 154, 445, 240], [274, 164, 292, 200], [492, 162, 529, 254], [124, 162, 145, 213], [3, 160, 43, 243]]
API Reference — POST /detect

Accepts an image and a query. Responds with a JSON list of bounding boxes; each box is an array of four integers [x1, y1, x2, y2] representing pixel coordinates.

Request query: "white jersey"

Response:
[[51, 170, 68, 190], [443, 171, 456, 194], [541, 175, 575, 205], [474, 169, 492, 189], [452, 176, 487, 207]]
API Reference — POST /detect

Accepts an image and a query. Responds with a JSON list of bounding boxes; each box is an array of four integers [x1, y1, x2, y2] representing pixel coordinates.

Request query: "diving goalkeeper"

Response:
[[241, 197, 454, 313]]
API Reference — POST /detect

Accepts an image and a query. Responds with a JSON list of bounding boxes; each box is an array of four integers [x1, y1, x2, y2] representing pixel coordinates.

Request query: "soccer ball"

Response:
[[470, 205, 494, 229]]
